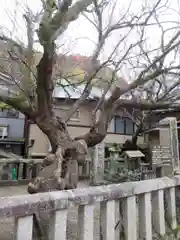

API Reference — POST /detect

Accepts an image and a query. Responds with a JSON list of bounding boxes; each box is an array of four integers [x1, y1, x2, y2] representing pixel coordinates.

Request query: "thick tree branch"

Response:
[[36, 44, 55, 117], [38, 0, 94, 45], [36, 0, 96, 120], [115, 99, 178, 110], [0, 95, 35, 118], [75, 81, 122, 146], [75, 83, 180, 147]]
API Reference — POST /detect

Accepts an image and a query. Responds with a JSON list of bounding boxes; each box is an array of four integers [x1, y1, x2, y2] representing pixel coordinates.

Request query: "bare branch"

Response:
[[115, 99, 177, 111], [124, 34, 180, 93], [38, 0, 94, 45]]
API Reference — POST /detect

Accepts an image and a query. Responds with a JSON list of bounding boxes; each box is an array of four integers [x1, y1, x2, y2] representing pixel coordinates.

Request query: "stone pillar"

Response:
[[92, 141, 105, 184], [159, 117, 179, 173]]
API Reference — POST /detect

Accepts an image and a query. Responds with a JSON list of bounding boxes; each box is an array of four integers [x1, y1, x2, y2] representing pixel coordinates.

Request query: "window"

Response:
[[0, 125, 8, 138], [125, 118, 134, 135], [114, 116, 135, 135], [0, 108, 19, 118], [114, 117, 125, 134], [7, 109, 19, 118]]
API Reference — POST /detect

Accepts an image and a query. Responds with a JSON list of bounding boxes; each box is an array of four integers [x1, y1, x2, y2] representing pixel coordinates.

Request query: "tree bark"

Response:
[[132, 122, 143, 146], [27, 114, 88, 193]]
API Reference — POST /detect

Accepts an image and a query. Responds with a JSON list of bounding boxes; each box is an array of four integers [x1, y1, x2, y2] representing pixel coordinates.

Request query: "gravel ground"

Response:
[[0, 181, 101, 240]]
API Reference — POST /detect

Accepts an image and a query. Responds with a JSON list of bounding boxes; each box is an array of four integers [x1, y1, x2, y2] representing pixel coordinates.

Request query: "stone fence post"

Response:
[[90, 141, 105, 184], [159, 117, 179, 175]]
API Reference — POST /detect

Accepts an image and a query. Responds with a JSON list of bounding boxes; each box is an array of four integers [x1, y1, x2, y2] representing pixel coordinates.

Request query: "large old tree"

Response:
[[1, 0, 180, 193]]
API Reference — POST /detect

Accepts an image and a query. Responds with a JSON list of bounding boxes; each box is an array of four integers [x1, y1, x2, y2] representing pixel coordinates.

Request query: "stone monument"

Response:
[[152, 117, 179, 177], [160, 117, 179, 170]]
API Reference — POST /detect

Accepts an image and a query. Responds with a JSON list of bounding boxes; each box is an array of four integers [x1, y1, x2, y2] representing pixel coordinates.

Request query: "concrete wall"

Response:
[[28, 100, 143, 156], [0, 118, 25, 139], [53, 101, 134, 134], [0, 111, 25, 139]]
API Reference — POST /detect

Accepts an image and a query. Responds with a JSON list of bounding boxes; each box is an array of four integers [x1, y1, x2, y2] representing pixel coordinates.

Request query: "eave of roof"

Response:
[[53, 79, 112, 100]]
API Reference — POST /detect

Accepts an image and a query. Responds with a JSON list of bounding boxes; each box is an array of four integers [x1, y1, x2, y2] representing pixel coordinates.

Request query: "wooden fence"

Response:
[[0, 157, 157, 186], [0, 176, 180, 239], [0, 158, 91, 185]]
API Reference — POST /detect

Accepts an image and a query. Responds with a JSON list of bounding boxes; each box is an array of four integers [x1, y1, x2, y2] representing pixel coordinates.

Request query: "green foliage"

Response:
[[104, 158, 141, 183], [154, 225, 180, 239], [107, 143, 122, 152], [0, 102, 11, 109]]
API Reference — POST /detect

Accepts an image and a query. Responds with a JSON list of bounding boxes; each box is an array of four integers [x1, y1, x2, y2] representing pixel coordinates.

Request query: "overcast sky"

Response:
[[0, 0, 178, 51], [0, 0, 180, 81], [0, 0, 96, 55]]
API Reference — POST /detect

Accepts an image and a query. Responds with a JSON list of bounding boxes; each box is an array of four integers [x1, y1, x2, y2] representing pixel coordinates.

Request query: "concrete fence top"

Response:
[[0, 158, 93, 164], [0, 158, 44, 164], [0, 176, 180, 218]]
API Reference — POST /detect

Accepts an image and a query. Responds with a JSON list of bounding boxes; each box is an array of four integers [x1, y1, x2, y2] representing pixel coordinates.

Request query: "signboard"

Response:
[[152, 146, 172, 166]]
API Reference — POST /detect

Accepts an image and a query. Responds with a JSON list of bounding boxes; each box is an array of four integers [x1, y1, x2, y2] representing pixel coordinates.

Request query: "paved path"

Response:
[[0, 182, 101, 240]]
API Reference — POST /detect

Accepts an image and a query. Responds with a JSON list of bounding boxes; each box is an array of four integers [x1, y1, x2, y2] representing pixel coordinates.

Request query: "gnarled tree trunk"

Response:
[[28, 116, 88, 193], [0, 0, 180, 239], [27, 117, 88, 240]]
